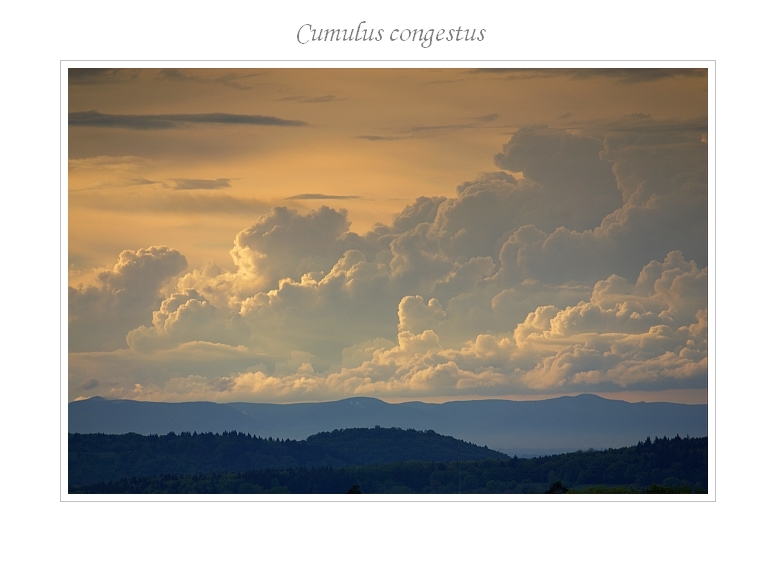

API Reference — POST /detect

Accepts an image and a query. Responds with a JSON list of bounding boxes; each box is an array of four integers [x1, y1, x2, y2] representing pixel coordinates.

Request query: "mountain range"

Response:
[[68, 394, 707, 456]]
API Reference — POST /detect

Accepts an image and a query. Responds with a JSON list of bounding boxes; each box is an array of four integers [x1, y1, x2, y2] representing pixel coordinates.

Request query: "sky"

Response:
[[68, 67, 708, 404]]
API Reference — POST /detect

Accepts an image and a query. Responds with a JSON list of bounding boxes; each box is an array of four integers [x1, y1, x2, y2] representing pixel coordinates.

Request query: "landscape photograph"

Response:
[[66, 67, 710, 496]]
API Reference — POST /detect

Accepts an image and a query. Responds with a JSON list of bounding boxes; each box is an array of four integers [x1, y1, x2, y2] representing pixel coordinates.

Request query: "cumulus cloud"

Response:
[[491, 119, 708, 284], [511, 252, 708, 389], [126, 289, 250, 352], [68, 341, 268, 400], [68, 115, 707, 402], [493, 126, 623, 232], [228, 205, 362, 292], [398, 296, 446, 333], [318, 251, 708, 398], [69, 249, 706, 401], [69, 247, 187, 352]]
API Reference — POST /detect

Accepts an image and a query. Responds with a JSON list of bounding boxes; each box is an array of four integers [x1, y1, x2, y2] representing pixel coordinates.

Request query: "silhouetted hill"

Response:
[[69, 394, 707, 456], [306, 427, 503, 465], [70, 435, 708, 494], [68, 427, 508, 487]]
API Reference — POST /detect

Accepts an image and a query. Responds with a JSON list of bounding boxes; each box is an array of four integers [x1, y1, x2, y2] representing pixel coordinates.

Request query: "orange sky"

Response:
[[69, 68, 707, 285], [68, 68, 709, 404]]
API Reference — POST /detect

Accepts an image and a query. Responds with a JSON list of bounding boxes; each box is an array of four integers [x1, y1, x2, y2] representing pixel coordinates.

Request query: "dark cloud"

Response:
[[357, 121, 486, 142], [155, 69, 265, 90], [474, 68, 707, 83], [491, 119, 708, 285], [580, 113, 707, 136], [69, 68, 138, 84], [569, 68, 707, 83], [355, 135, 404, 141], [493, 126, 622, 232], [425, 78, 467, 85], [285, 193, 363, 200], [171, 178, 231, 191], [157, 69, 193, 82], [474, 113, 498, 122], [68, 110, 308, 129], [306, 96, 340, 103], [80, 378, 100, 390], [407, 123, 476, 134], [276, 95, 344, 103]]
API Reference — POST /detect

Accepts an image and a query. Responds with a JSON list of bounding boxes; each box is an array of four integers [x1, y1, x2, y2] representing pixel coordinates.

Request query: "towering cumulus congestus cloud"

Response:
[[491, 119, 707, 285], [493, 125, 623, 232], [68, 115, 707, 402], [69, 247, 187, 352]]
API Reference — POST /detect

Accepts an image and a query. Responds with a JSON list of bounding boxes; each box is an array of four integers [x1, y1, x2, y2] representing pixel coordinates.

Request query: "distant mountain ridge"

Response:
[[69, 394, 707, 456]]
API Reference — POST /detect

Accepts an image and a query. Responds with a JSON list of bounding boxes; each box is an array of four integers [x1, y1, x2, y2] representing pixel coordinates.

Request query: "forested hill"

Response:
[[70, 435, 708, 494], [69, 427, 509, 487], [307, 427, 504, 465]]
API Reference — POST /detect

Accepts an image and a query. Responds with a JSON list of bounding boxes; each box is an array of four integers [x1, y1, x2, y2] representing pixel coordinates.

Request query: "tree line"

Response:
[[69, 432, 707, 493], [69, 426, 508, 487]]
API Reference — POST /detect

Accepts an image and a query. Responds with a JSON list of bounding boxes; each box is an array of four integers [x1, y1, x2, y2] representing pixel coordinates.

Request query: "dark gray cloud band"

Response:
[[69, 68, 138, 84], [474, 113, 498, 122], [355, 135, 403, 141], [356, 122, 480, 142], [475, 68, 706, 83], [155, 69, 264, 90], [69, 110, 308, 129], [276, 95, 343, 103]]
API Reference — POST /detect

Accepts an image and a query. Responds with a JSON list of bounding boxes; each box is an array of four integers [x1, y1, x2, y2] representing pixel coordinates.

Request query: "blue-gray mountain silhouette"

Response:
[[69, 394, 707, 457]]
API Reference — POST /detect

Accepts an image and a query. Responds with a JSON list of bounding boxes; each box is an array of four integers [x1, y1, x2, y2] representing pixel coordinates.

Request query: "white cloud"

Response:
[[70, 251, 706, 402], [229, 205, 361, 292], [398, 295, 446, 333], [126, 289, 249, 351]]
